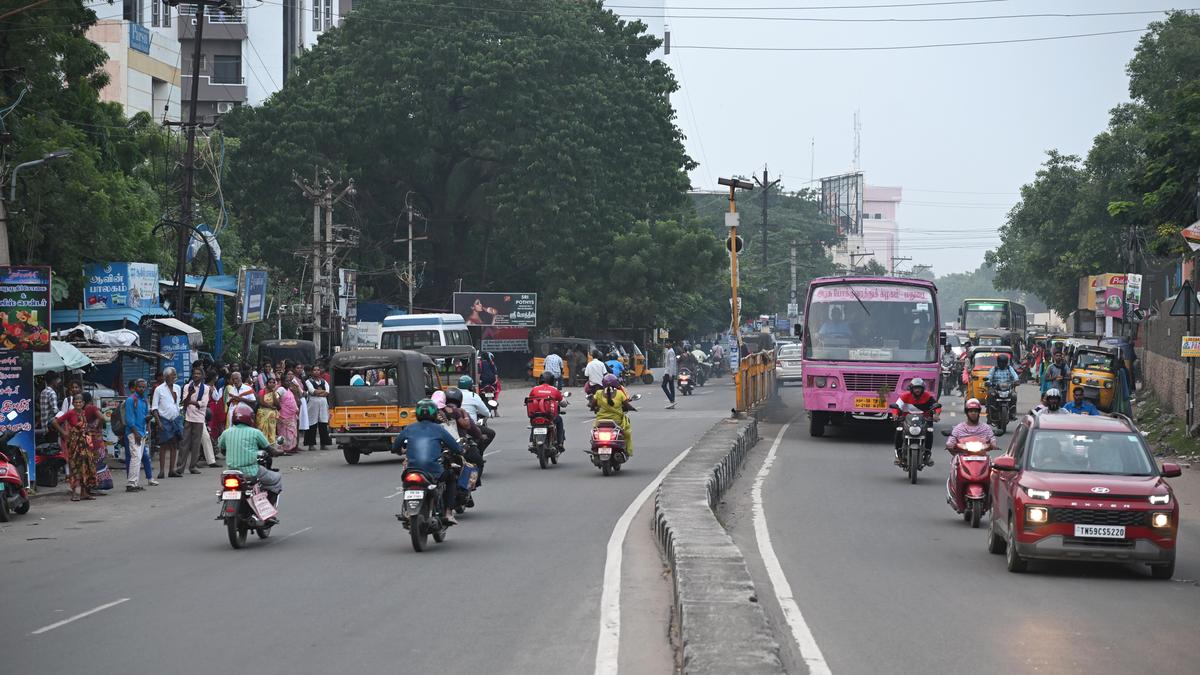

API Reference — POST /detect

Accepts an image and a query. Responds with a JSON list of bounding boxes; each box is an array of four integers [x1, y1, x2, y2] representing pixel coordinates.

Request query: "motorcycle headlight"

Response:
[[907, 424, 923, 436]]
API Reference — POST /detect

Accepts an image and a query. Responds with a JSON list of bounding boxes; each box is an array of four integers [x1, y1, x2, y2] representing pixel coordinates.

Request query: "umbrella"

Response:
[[33, 341, 94, 376]]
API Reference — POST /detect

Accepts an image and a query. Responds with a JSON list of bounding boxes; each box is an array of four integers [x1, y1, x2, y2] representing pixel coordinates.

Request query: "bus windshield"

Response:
[[804, 283, 937, 363], [963, 302, 1009, 330]]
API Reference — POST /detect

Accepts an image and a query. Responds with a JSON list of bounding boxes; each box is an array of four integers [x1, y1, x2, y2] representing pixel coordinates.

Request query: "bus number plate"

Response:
[[854, 397, 886, 410]]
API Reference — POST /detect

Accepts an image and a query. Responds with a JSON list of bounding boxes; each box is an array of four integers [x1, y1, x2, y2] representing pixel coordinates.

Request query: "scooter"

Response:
[[526, 391, 570, 470], [480, 383, 500, 417], [678, 369, 695, 396], [942, 430, 993, 528], [894, 402, 934, 485], [0, 431, 31, 521], [216, 450, 278, 549], [588, 394, 641, 477], [396, 451, 453, 552], [34, 433, 66, 488]]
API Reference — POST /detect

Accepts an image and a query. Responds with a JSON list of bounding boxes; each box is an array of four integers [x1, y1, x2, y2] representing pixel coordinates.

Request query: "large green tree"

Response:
[[225, 0, 709, 334]]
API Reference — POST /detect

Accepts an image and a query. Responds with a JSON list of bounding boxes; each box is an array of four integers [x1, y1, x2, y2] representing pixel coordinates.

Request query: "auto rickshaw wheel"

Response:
[[641, 373, 655, 385]]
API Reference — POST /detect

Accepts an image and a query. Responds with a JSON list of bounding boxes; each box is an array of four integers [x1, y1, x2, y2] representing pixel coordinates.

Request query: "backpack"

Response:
[[525, 395, 559, 420], [110, 399, 126, 435]]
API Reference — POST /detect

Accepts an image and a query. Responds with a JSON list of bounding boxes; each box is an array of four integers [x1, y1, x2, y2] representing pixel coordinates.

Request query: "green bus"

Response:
[[958, 298, 1027, 340]]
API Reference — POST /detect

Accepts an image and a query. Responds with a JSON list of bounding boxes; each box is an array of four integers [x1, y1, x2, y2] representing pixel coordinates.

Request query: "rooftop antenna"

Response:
[[852, 110, 861, 172]]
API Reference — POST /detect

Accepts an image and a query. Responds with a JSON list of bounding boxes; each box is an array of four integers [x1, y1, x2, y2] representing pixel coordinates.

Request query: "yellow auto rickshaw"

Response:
[[328, 349, 437, 465], [616, 340, 654, 384], [528, 337, 597, 382], [419, 345, 478, 389], [1067, 345, 1119, 412], [964, 346, 1015, 403]]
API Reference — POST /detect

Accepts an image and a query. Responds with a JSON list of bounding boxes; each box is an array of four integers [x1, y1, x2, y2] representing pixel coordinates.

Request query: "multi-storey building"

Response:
[[87, 0, 182, 122]]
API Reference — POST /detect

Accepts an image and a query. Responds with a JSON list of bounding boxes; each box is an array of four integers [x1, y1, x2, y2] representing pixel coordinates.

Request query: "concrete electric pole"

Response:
[[295, 170, 355, 355]]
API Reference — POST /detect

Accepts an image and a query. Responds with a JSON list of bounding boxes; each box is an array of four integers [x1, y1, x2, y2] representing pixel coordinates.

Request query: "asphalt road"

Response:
[[725, 384, 1200, 675], [2, 378, 733, 675]]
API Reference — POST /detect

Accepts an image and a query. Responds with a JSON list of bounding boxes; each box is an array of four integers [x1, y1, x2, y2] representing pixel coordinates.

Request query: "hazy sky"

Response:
[[638, 0, 1164, 275]]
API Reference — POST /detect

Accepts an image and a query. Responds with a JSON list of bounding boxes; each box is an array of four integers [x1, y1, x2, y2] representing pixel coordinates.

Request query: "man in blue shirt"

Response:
[[605, 355, 625, 379], [1063, 386, 1100, 415], [124, 379, 152, 492], [542, 350, 564, 390], [391, 400, 464, 525]]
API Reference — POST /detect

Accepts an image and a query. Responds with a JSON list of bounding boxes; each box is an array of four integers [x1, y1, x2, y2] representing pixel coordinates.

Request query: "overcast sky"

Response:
[[638, 0, 1165, 275]]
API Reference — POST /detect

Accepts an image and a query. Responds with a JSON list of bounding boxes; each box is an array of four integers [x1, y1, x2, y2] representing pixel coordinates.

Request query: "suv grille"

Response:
[[1050, 508, 1146, 527], [843, 373, 899, 392]]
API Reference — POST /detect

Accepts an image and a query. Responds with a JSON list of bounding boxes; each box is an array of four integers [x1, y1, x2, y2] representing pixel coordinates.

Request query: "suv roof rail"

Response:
[[1106, 411, 1136, 428]]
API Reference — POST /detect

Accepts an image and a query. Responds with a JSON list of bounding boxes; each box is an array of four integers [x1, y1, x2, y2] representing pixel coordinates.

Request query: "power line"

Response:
[[672, 28, 1147, 52], [602, 8, 1193, 24]]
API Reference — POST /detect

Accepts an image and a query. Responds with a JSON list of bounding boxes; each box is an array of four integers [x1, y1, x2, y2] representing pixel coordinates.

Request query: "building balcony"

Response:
[[181, 74, 247, 103], [177, 8, 247, 41]]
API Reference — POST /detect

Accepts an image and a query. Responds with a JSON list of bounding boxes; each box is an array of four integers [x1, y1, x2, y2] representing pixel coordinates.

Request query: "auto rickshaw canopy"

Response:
[[328, 349, 431, 407]]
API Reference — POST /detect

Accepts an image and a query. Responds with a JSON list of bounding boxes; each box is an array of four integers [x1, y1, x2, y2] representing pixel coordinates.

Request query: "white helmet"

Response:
[[908, 378, 926, 393]]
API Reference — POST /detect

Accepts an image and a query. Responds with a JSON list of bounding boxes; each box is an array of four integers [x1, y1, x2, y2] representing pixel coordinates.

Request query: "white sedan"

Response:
[[776, 344, 803, 384]]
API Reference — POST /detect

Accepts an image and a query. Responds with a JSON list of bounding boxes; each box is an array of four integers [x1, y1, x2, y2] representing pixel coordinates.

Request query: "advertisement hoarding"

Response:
[[453, 292, 537, 327], [0, 352, 34, 485], [237, 268, 268, 324], [160, 334, 192, 376], [0, 266, 51, 351], [480, 327, 530, 352], [819, 172, 864, 236], [84, 262, 160, 310], [1183, 336, 1200, 358]]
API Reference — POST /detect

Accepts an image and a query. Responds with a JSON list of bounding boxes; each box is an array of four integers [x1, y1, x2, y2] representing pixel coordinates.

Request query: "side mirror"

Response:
[[1161, 462, 1183, 478], [562, 391, 572, 398], [630, 393, 643, 401], [940, 429, 951, 437], [992, 456, 1017, 471]]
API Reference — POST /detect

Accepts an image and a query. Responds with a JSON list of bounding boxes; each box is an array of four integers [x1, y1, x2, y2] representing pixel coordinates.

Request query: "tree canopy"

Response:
[[225, 0, 716, 335]]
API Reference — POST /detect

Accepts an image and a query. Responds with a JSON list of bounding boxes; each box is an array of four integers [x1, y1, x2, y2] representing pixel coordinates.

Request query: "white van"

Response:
[[378, 313, 472, 349]]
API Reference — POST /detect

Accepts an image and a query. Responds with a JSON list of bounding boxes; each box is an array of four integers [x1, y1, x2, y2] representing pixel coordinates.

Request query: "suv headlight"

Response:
[[1149, 494, 1170, 505], [1022, 486, 1051, 500], [1151, 512, 1171, 529], [1026, 506, 1049, 524]]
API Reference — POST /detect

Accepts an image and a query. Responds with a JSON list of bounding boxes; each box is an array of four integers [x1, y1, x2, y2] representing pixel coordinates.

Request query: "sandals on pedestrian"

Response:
[[70, 496, 80, 502]]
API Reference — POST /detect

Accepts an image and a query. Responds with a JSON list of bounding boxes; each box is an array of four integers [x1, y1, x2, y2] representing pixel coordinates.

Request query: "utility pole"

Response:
[[394, 192, 428, 315], [849, 250, 875, 273], [891, 256, 911, 275], [295, 170, 355, 355], [753, 168, 781, 270], [719, 177, 754, 411]]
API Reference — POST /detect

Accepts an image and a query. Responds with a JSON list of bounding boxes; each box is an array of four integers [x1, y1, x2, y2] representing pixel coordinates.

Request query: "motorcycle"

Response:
[[589, 393, 641, 477], [941, 430, 993, 528], [397, 451, 454, 552], [0, 431, 31, 521], [34, 433, 66, 488], [939, 353, 957, 396], [986, 382, 1015, 436], [452, 437, 481, 514], [216, 450, 278, 549], [527, 391, 570, 470], [480, 383, 500, 417], [894, 402, 934, 485], [678, 369, 695, 396]]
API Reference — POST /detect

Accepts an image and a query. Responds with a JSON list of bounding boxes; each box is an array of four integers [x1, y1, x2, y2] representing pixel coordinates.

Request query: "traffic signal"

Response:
[[726, 235, 743, 253]]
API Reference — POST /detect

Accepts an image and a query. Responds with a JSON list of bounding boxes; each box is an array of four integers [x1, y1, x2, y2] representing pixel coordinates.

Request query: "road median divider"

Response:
[[654, 414, 786, 674]]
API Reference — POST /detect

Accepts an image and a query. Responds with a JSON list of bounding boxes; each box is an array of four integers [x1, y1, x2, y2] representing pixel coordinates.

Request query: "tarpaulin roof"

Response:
[[33, 341, 94, 375], [50, 306, 172, 327]]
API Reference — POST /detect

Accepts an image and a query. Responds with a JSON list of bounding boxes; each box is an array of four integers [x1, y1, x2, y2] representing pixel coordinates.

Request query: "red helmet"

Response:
[[232, 404, 254, 427]]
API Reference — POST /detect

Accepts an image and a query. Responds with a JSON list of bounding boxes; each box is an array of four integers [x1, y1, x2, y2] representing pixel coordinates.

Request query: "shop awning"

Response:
[[33, 341, 94, 375], [50, 306, 172, 327], [151, 317, 203, 347], [74, 344, 168, 366], [158, 274, 237, 297]]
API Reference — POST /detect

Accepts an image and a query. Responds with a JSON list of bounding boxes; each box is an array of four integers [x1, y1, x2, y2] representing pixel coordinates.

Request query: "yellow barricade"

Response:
[[735, 350, 777, 412]]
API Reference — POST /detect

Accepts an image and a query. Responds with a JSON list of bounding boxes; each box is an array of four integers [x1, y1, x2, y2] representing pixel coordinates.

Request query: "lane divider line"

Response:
[[279, 526, 312, 541], [594, 445, 693, 675], [31, 598, 131, 635], [752, 422, 832, 675]]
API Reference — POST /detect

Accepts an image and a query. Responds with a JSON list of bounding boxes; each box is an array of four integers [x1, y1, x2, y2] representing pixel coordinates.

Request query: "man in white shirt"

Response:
[[152, 367, 183, 478], [662, 342, 677, 409], [542, 350, 564, 389], [583, 349, 608, 393], [176, 365, 211, 475]]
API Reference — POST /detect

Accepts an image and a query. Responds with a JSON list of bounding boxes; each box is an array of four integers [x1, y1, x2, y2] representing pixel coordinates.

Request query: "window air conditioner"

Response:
[[216, 102, 235, 114]]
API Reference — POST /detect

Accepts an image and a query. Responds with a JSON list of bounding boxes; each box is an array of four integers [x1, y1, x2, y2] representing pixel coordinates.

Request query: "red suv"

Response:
[[988, 412, 1182, 579]]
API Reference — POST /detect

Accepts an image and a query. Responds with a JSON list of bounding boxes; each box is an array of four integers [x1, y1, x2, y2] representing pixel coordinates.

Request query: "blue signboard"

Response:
[[776, 318, 792, 333], [130, 24, 151, 55], [0, 352, 35, 485], [161, 334, 191, 376], [239, 268, 268, 323], [84, 263, 160, 310]]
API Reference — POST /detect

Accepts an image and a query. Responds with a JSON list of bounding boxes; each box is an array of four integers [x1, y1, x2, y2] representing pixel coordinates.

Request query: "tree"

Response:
[[225, 0, 701, 334]]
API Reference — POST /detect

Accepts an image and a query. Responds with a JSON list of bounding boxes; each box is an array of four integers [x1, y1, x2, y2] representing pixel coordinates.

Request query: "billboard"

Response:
[[237, 268, 268, 324], [0, 352, 34, 484], [0, 266, 52, 351], [480, 327, 530, 352], [453, 292, 537, 327], [84, 262, 160, 310], [819, 172, 864, 236]]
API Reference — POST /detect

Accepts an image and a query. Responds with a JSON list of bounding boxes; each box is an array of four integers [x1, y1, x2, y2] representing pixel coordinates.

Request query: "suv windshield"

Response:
[[1026, 430, 1155, 476]]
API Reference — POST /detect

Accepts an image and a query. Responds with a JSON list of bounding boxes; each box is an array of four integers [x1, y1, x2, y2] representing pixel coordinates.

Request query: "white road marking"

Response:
[[31, 598, 130, 635], [594, 445, 693, 675], [384, 488, 404, 500], [280, 526, 312, 540], [483, 445, 506, 457], [752, 421, 832, 675]]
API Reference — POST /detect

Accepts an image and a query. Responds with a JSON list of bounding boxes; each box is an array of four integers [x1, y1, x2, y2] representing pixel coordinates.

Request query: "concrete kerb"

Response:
[[654, 407, 786, 674]]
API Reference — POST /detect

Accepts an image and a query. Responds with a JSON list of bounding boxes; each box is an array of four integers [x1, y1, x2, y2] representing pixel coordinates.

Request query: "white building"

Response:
[[830, 184, 900, 273], [87, 1, 182, 122]]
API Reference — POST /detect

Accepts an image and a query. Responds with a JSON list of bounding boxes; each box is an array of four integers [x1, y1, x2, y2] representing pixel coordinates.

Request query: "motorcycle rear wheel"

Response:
[[537, 446, 548, 470], [0, 495, 9, 522], [969, 501, 983, 528], [227, 518, 247, 549], [14, 498, 29, 515], [602, 462, 612, 477], [410, 514, 428, 552], [641, 373, 655, 385]]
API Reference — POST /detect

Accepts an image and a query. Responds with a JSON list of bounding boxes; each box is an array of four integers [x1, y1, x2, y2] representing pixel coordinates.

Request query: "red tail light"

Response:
[[404, 472, 426, 485], [594, 430, 615, 442], [222, 476, 241, 490]]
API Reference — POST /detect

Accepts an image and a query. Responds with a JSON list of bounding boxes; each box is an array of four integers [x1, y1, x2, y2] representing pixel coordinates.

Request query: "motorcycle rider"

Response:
[[445, 387, 491, 454], [527, 371, 566, 451], [1032, 388, 1067, 415], [457, 376, 493, 422], [592, 373, 636, 457], [890, 378, 942, 467], [218, 404, 283, 521], [986, 353, 1020, 409], [957, 340, 973, 393], [944, 398, 997, 454], [391, 399, 464, 525], [604, 352, 625, 379], [583, 349, 608, 395], [1063, 386, 1100, 415]]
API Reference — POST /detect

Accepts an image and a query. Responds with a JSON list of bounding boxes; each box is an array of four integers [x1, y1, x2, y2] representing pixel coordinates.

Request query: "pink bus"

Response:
[[802, 276, 941, 437]]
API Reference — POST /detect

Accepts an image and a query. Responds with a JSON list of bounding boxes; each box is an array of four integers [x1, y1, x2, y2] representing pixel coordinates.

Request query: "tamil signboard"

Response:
[[0, 352, 35, 484], [1125, 273, 1143, 309], [84, 262, 160, 310], [0, 266, 51, 351], [452, 292, 536, 327], [160, 334, 191, 376], [237, 267, 268, 324], [480, 327, 530, 353], [1182, 220, 1200, 252], [1182, 336, 1200, 358]]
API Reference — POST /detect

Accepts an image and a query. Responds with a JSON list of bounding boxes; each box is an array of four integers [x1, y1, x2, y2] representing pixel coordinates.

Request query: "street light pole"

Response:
[[0, 149, 72, 266], [719, 176, 754, 411]]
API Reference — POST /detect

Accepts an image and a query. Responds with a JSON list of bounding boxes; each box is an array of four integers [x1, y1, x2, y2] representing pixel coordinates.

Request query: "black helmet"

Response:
[[414, 399, 439, 422], [539, 371, 557, 385], [445, 387, 464, 406], [591, 349, 603, 360], [996, 353, 1009, 368]]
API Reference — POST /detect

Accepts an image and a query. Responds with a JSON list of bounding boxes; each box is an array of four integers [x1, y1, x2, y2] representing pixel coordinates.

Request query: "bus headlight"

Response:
[[813, 376, 827, 388]]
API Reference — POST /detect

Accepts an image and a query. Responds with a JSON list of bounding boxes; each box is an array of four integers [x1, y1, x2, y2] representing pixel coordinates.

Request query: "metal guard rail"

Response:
[[736, 351, 776, 412]]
